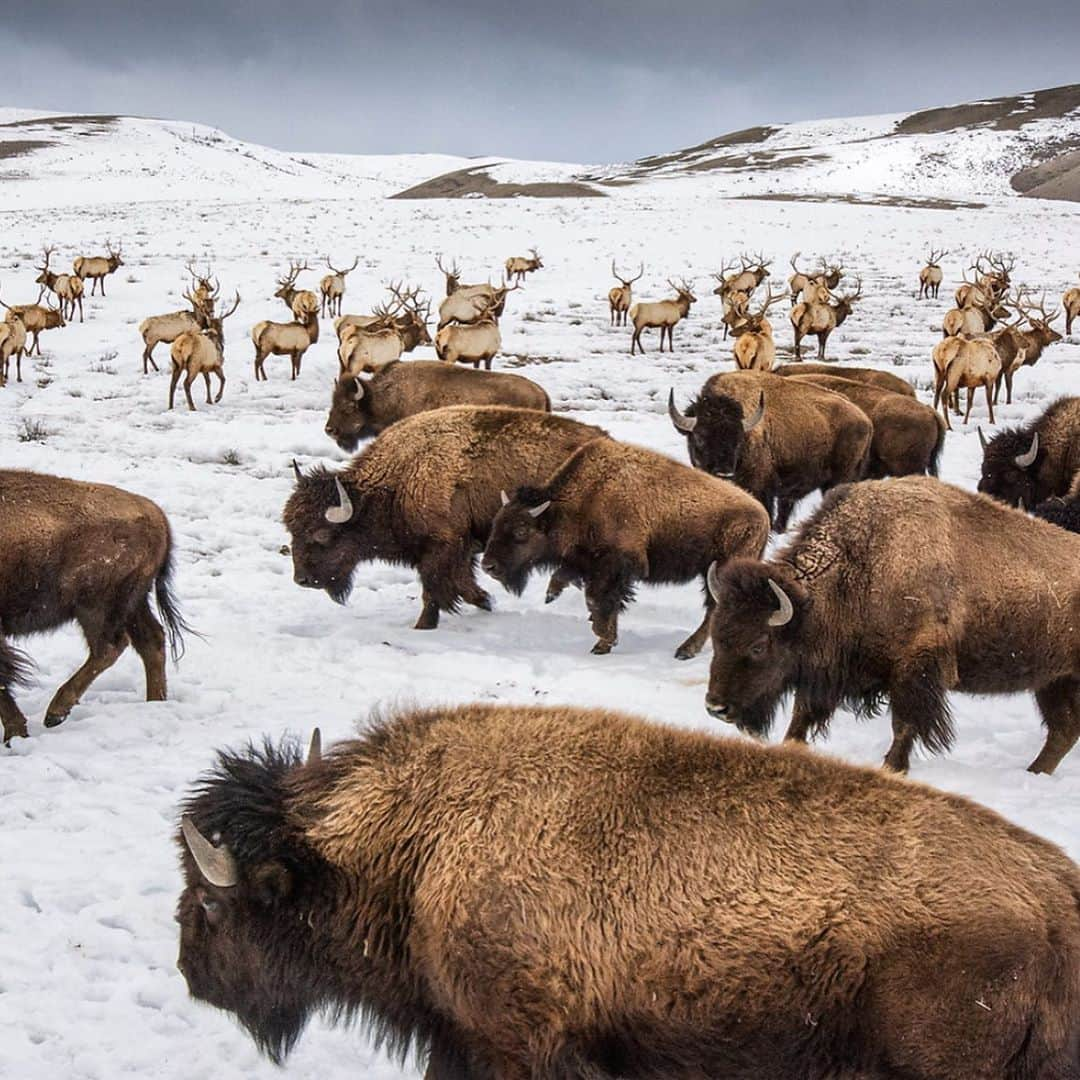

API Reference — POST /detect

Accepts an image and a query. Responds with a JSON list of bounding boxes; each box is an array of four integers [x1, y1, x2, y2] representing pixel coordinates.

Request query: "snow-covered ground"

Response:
[[2, 114, 1080, 1078]]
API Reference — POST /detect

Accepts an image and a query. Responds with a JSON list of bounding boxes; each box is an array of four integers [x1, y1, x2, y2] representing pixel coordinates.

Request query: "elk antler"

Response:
[[219, 291, 241, 320], [326, 255, 359, 276]]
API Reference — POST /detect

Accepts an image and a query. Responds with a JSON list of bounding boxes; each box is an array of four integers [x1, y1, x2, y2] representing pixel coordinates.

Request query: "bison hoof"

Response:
[[471, 593, 493, 612], [674, 646, 696, 661], [591, 641, 614, 655], [3, 724, 30, 745], [43, 712, 68, 729]]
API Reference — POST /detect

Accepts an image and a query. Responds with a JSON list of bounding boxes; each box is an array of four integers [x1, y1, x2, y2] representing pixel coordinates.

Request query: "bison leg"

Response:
[[127, 598, 167, 702], [882, 653, 954, 773], [674, 577, 716, 660], [784, 691, 835, 742], [545, 566, 579, 604], [415, 542, 487, 629], [0, 637, 31, 744], [583, 556, 639, 655], [43, 634, 127, 729], [1029, 679, 1080, 774]]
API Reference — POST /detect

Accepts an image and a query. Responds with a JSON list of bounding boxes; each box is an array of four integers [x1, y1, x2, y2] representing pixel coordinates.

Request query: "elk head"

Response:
[[274, 260, 309, 299], [435, 254, 461, 294], [106, 239, 124, 270], [326, 256, 359, 278]]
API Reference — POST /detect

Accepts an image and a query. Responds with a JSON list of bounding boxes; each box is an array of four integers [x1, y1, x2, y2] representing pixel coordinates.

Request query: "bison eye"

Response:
[[512, 525, 531, 543], [749, 639, 768, 660], [198, 892, 224, 925]]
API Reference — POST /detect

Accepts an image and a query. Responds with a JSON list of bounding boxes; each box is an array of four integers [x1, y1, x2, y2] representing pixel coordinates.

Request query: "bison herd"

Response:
[[4, 235, 1080, 1079]]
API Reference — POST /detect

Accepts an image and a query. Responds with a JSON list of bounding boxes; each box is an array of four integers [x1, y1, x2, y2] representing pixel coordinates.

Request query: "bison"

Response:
[[481, 440, 769, 657], [324, 361, 551, 452], [977, 397, 1080, 509], [772, 361, 916, 398], [668, 370, 871, 531], [177, 702, 1080, 1079], [284, 406, 606, 630], [705, 475, 1080, 774], [786, 372, 945, 478], [1035, 471, 1080, 534], [0, 470, 187, 744]]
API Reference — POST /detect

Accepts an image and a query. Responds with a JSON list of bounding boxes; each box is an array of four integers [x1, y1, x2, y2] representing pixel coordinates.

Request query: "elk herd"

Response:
[[4, 223, 1080, 1080]]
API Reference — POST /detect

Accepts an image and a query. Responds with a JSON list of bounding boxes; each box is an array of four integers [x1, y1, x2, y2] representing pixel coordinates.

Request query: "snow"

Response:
[[2, 107, 1080, 1079]]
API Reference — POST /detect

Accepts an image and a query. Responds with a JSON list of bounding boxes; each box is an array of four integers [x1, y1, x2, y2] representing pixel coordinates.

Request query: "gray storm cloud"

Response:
[[3, 0, 1078, 161]]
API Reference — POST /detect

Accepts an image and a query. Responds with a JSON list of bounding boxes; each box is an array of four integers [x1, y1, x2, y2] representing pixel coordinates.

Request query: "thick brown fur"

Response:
[[176, 702, 1080, 1079], [706, 476, 1080, 774], [283, 406, 606, 629], [1035, 471, 1080, 534], [481, 440, 769, 657], [773, 361, 916, 398], [0, 470, 187, 744], [673, 369, 872, 531], [323, 361, 550, 452], [978, 397, 1080, 508], [786, 373, 945, 477]]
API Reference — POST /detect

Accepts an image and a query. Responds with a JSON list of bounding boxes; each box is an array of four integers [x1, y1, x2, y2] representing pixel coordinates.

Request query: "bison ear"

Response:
[[251, 861, 293, 905]]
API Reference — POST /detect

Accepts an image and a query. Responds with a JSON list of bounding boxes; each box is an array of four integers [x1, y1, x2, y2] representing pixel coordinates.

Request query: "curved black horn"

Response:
[[668, 389, 697, 435]]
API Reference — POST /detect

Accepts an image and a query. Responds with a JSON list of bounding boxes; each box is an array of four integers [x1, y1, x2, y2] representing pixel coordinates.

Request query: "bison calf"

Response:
[[177, 703, 1080, 1079], [324, 361, 551, 452], [481, 440, 769, 657], [0, 470, 186, 743], [706, 475, 1080, 774], [284, 406, 605, 630]]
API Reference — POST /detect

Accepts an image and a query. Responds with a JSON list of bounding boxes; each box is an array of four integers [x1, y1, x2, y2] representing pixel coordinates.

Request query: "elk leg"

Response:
[[44, 633, 127, 728], [143, 345, 158, 374], [793, 331, 802, 359], [785, 690, 836, 742], [126, 598, 167, 702], [882, 651, 954, 773], [1029, 679, 1080, 774], [16, 351, 22, 381], [817, 331, 828, 361], [963, 386, 974, 425], [215, 371, 225, 403], [183, 371, 197, 411], [203, 371, 213, 404], [77, 297, 83, 323], [630, 328, 640, 355], [985, 381, 995, 425], [1004, 368, 1014, 405], [168, 366, 181, 410]]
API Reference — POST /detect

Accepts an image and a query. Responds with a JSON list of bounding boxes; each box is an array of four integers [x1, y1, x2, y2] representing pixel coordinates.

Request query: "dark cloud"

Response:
[[4, 1, 1079, 161]]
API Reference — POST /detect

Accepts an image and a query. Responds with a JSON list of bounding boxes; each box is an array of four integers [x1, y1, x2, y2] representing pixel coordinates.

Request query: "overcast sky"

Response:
[[5, 1, 1079, 163]]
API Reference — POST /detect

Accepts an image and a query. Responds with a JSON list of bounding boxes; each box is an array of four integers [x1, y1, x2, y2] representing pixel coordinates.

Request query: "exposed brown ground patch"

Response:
[[391, 165, 603, 200], [1, 114, 120, 130], [732, 193, 986, 211], [896, 84, 1080, 135], [0, 139, 53, 161], [1013, 149, 1080, 201]]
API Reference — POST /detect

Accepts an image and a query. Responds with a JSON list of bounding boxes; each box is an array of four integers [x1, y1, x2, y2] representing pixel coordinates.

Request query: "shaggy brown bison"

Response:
[[705, 475, 1080, 774], [176, 703, 1080, 1079], [773, 361, 916, 397], [0, 470, 186, 744], [668, 370, 871, 531], [1035, 472, 1080, 534], [786, 372, 945, 478], [324, 361, 551, 452], [284, 406, 606, 630], [978, 397, 1080, 509], [480, 440, 769, 657]]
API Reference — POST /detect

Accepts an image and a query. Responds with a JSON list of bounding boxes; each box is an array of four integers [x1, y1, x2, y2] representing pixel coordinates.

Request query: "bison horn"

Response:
[[1014, 432, 1039, 469], [527, 500, 551, 518], [707, 560, 723, 603], [766, 578, 794, 628], [352, 377, 365, 402], [181, 815, 239, 888], [291, 458, 303, 483], [500, 489, 510, 507], [743, 392, 766, 433], [324, 477, 354, 524], [977, 427, 988, 452], [307, 727, 322, 764], [667, 389, 697, 434]]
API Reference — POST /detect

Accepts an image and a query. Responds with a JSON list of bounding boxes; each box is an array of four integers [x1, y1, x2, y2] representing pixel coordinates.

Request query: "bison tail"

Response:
[[154, 528, 195, 664], [0, 638, 33, 692], [928, 415, 947, 477]]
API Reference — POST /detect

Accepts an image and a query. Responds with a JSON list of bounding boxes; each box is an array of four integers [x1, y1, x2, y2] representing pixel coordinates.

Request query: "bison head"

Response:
[[669, 389, 764, 480], [705, 559, 806, 735], [481, 487, 554, 595], [324, 376, 375, 451], [283, 463, 363, 603], [176, 737, 324, 1064], [976, 426, 1041, 508]]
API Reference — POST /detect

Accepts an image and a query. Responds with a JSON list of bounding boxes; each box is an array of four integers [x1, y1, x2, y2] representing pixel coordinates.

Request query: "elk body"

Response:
[[73, 240, 123, 296], [1, 291, 64, 356], [789, 278, 861, 360], [714, 252, 772, 299], [274, 261, 320, 323], [252, 313, 317, 381], [437, 280, 515, 330], [1065, 276, 1080, 335], [917, 247, 948, 299], [787, 252, 840, 306], [0, 316, 27, 385], [169, 292, 240, 410], [338, 321, 404, 376], [607, 261, 642, 326], [505, 247, 542, 284], [435, 315, 501, 370], [629, 278, 696, 354], [35, 246, 84, 322], [139, 282, 216, 375], [732, 286, 787, 371], [931, 336, 1002, 429], [319, 256, 358, 318], [436, 255, 507, 317]]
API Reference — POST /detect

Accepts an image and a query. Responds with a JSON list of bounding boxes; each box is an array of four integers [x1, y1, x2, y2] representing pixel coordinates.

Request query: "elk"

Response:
[[607, 261, 643, 326], [1065, 275, 1080, 335], [629, 278, 696, 354], [715, 252, 772, 298], [73, 239, 123, 296], [789, 277, 861, 360], [931, 335, 1002, 429], [336, 285, 432, 352], [917, 247, 948, 299], [251, 310, 318, 381], [139, 288, 216, 376], [435, 305, 501, 370], [787, 252, 840, 306], [732, 285, 787, 371], [319, 256, 358, 318], [435, 254, 508, 316], [274, 261, 320, 325], [437, 278, 517, 330], [168, 292, 240, 410], [954, 252, 1011, 309], [0, 315, 27, 385], [338, 307, 404, 376], [184, 261, 219, 316], [1, 289, 64, 356], [35, 246, 84, 322], [990, 289, 1063, 403], [505, 247, 543, 284]]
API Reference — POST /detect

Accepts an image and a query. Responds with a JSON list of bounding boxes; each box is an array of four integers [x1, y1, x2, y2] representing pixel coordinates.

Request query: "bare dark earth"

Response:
[[391, 165, 604, 200]]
